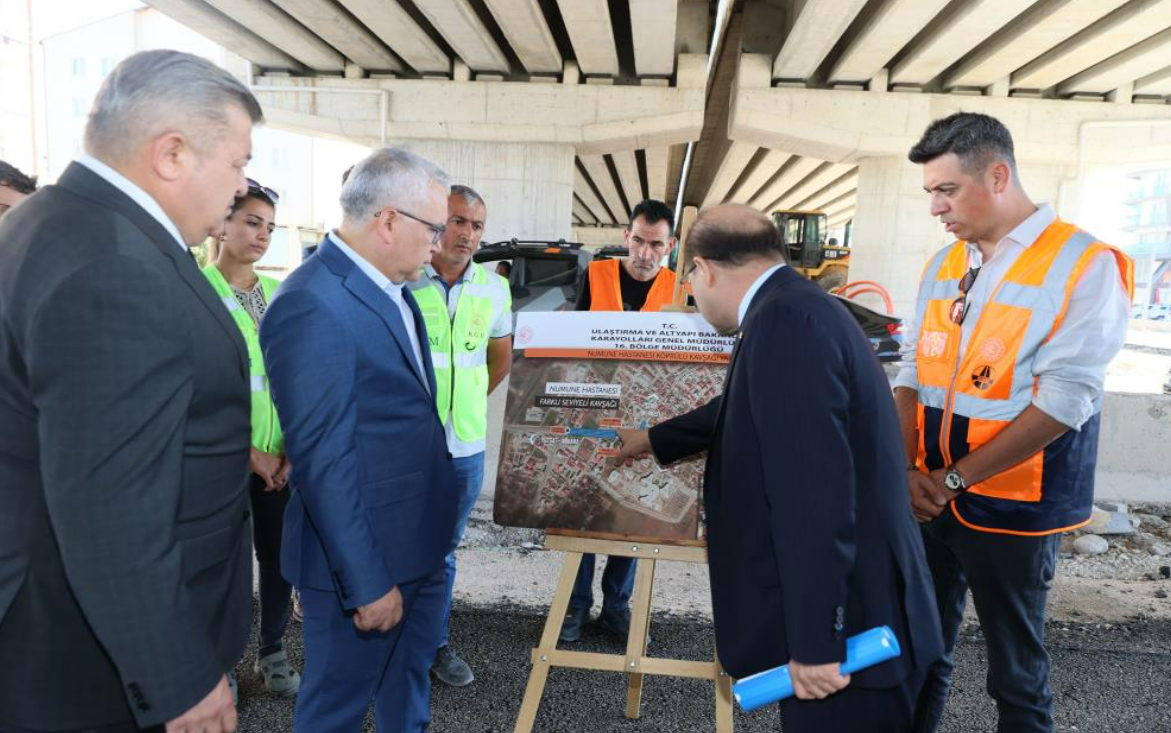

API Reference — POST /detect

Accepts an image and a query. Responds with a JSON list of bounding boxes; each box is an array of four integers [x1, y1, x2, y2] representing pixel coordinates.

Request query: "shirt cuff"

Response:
[[1032, 378, 1097, 431]]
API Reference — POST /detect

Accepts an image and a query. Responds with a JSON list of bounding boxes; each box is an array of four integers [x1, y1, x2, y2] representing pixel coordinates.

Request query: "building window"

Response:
[[71, 58, 86, 78]]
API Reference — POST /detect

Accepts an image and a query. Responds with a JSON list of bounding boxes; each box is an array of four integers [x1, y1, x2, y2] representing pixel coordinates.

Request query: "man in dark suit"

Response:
[[0, 51, 263, 733], [261, 147, 459, 732], [616, 204, 943, 732]]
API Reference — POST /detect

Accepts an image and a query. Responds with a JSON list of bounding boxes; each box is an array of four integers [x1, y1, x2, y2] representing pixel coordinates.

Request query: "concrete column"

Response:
[[850, 156, 948, 317], [396, 140, 575, 242]]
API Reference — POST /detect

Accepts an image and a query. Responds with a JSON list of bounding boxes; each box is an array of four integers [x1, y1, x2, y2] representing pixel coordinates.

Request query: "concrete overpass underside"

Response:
[[143, 0, 1171, 276]]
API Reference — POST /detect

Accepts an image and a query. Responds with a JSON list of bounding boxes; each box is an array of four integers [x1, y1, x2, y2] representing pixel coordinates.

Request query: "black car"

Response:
[[474, 239, 591, 312]]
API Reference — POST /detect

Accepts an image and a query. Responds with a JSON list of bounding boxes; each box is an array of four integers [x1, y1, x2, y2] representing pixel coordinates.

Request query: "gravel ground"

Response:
[[233, 604, 1171, 732]]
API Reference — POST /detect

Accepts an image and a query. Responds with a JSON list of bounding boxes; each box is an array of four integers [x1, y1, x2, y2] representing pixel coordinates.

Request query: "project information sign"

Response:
[[493, 311, 734, 542]]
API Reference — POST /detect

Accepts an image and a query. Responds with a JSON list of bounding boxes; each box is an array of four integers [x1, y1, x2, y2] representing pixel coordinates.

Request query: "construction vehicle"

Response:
[[771, 209, 850, 291]]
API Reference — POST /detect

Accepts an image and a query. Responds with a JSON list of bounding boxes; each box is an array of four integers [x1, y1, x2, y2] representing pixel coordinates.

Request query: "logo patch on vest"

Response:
[[971, 365, 996, 391], [920, 330, 948, 359], [979, 337, 1006, 363]]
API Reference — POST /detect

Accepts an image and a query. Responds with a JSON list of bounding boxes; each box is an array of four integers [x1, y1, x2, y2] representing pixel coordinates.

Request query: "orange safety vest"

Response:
[[913, 219, 1134, 536], [587, 258, 676, 312]]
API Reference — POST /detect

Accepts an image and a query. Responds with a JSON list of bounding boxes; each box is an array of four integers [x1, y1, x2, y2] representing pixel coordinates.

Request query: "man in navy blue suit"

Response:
[[261, 147, 459, 732], [616, 204, 943, 732]]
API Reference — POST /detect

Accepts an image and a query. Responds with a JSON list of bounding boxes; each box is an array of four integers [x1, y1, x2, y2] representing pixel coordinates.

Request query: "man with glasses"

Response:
[[409, 184, 512, 687], [897, 113, 1133, 733], [260, 147, 459, 732], [562, 198, 676, 645]]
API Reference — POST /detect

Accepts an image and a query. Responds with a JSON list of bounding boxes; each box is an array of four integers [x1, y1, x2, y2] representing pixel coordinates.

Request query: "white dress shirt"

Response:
[[894, 204, 1130, 430], [328, 231, 429, 391], [737, 263, 786, 329], [75, 155, 188, 252]]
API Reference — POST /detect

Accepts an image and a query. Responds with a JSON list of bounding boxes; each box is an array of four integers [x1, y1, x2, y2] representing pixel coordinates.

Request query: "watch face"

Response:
[[945, 471, 962, 491]]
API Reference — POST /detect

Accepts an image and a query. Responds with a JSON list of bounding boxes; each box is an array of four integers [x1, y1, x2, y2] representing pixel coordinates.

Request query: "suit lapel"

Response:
[[403, 287, 436, 395], [323, 242, 430, 394], [705, 266, 796, 508], [57, 163, 249, 378]]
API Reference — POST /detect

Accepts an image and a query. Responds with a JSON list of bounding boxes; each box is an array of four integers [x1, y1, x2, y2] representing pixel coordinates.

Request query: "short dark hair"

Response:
[[630, 199, 675, 232], [0, 161, 37, 195], [689, 211, 786, 267], [342, 164, 354, 185], [909, 112, 1016, 176]]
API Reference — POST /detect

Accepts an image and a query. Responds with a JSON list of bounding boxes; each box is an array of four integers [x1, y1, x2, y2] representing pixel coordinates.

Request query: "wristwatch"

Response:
[[943, 466, 968, 493]]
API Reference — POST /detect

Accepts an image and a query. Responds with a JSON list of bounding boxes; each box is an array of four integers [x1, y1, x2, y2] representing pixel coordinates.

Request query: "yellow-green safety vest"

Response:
[[413, 261, 511, 443], [202, 264, 284, 454]]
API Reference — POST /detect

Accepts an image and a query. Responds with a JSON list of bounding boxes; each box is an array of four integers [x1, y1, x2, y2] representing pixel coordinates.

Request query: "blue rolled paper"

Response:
[[732, 626, 902, 712]]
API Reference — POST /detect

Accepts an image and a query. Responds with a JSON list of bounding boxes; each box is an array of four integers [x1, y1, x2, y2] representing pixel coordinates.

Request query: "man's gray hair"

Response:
[[340, 148, 451, 222], [85, 50, 263, 165], [450, 184, 484, 209]]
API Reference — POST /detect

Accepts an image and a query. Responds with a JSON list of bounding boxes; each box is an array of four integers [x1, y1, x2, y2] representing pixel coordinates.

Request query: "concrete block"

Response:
[[585, 76, 615, 85]]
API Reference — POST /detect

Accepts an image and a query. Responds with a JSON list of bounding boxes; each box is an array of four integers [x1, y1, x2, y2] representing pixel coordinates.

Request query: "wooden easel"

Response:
[[513, 529, 733, 733]]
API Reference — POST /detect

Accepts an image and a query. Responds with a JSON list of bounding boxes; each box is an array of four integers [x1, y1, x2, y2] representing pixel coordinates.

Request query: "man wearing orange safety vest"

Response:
[[561, 199, 677, 644], [896, 113, 1133, 733]]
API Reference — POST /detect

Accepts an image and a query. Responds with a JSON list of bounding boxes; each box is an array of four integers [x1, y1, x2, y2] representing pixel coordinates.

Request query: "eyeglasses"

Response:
[[374, 208, 446, 245], [245, 177, 280, 204], [949, 266, 981, 326]]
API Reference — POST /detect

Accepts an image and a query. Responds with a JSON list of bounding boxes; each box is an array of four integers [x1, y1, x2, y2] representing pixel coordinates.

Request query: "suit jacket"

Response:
[[650, 266, 943, 685], [260, 236, 457, 610], [0, 163, 253, 729]]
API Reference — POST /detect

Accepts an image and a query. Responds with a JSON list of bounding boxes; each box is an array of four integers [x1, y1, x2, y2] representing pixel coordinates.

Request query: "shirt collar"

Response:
[[965, 203, 1056, 261], [76, 154, 188, 252], [424, 261, 472, 285], [328, 230, 404, 295], [737, 263, 785, 329]]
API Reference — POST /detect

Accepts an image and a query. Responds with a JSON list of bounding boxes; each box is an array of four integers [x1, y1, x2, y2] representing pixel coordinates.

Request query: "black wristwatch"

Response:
[[943, 465, 968, 493]]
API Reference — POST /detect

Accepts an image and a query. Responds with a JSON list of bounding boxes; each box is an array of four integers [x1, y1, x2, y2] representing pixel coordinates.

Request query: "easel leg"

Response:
[[514, 550, 584, 733], [624, 557, 657, 719], [715, 661, 733, 733]]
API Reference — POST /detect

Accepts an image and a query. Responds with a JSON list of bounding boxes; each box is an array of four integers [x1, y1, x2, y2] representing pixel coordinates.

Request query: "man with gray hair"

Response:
[[0, 50, 261, 732], [261, 147, 460, 731]]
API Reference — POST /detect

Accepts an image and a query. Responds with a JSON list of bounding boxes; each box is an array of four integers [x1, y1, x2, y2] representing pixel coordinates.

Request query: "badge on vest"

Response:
[[971, 365, 996, 391], [920, 330, 948, 359]]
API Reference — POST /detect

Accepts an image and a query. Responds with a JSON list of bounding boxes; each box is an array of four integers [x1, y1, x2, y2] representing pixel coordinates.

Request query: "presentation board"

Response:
[[492, 311, 734, 542]]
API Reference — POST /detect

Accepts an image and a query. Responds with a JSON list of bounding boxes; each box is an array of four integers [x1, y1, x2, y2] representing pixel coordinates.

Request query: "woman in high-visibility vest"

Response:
[[202, 179, 300, 700]]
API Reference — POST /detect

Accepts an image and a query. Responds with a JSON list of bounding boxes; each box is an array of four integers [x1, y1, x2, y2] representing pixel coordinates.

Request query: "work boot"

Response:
[[255, 649, 301, 698], [598, 607, 635, 643], [559, 605, 590, 643], [432, 645, 474, 687]]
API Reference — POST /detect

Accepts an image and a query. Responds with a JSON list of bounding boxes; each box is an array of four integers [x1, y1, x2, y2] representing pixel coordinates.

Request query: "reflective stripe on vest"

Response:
[[201, 265, 284, 455], [413, 261, 511, 443], [912, 220, 1134, 535], [587, 258, 677, 312]]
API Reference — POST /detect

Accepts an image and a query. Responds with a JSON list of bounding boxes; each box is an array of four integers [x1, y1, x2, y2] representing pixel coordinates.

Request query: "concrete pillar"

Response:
[[396, 140, 575, 242], [850, 156, 948, 317]]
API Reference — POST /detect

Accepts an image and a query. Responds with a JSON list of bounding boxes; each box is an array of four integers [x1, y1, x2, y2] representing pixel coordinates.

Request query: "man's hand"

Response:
[[613, 428, 652, 467], [789, 659, 850, 700], [273, 455, 291, 491], [908, 469, 946, 522], [354, 586, 403, 632], [249, 448, 282, 491], [165, 674, 236, 733]]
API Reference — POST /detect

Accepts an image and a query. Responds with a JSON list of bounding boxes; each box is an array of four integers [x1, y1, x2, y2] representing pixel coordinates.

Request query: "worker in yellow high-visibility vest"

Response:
[[409, 185, 512, 688]]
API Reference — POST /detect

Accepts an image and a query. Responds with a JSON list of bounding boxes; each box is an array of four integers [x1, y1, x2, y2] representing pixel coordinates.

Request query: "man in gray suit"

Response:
[[0, 51, 262, 733]]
